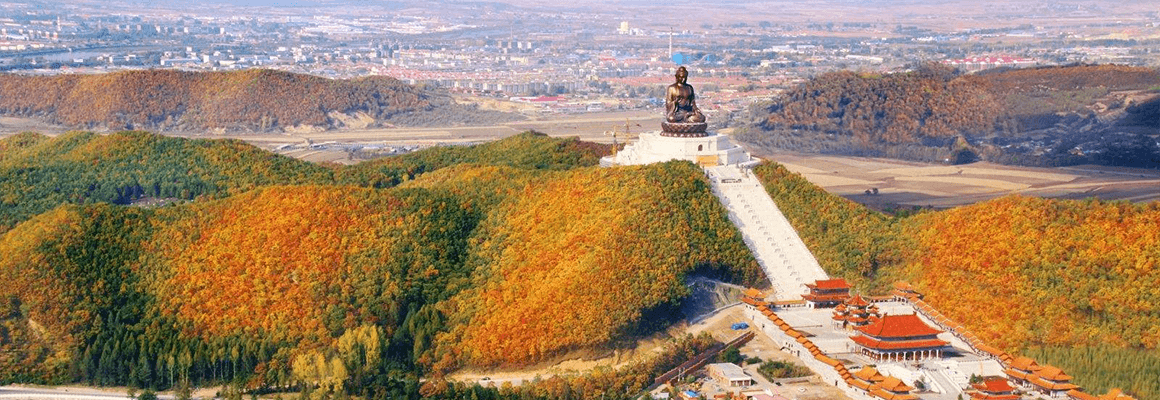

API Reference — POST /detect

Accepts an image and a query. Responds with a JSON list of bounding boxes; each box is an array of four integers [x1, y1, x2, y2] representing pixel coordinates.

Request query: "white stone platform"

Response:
[[600, 131, 757, 167]]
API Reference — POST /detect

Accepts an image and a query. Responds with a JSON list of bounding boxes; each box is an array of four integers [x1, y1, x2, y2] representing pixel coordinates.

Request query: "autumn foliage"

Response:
[[906, 196, 1160, 350], [757, 64, 1001, 144], [0, 69, 433, 131], [0, 131, 758, 396], [430, 162, 760, 368], [0, 131, 333, 233], [754, 162, 1160, 399], [752, 64, 1159, 145], [743, 64, 1160, 168], [752, 162, 908, 291]]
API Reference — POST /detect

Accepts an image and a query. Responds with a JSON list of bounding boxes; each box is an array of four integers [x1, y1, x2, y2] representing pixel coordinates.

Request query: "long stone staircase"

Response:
[[705, 165, 829, 301]]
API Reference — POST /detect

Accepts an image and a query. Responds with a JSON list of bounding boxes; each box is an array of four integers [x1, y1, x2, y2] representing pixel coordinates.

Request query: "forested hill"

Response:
[[0, 130, 761, 399], [741, 64, 1160, 168], [0, 131, 333, 233], [0, 69, 518, 132], [0, 130, 609, 234], [754, 163, 1160, 399]]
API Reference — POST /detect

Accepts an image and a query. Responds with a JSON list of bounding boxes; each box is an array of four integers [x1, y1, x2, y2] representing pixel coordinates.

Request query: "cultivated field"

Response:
[[764, 151, 1160, 209]]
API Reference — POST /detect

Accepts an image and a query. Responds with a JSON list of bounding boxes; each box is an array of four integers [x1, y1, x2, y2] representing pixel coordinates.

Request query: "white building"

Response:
[[706, 363, 754, 388]]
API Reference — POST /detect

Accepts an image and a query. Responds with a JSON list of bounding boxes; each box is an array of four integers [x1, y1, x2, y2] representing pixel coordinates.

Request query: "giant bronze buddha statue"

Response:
[[661, 66, 708, 137]]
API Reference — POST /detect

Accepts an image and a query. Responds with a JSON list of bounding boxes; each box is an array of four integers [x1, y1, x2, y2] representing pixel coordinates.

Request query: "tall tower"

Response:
[[668, 28, 673, 60]]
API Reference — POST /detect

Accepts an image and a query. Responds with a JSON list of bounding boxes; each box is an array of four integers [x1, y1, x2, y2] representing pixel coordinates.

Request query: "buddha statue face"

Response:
[[675, 66, 688, 84]]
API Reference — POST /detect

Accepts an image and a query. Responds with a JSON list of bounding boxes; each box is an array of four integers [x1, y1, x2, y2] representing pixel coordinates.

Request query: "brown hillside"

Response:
[[0, 69, 432, 131], [743, 64, 1160, 168]]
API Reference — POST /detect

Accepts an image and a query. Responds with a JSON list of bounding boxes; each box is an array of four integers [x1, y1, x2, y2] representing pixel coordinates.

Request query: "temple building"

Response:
[[852, 314, 949, 361], [706, 363, 754, 388], [803, 278, 851, 308], [1005, 357, 1079, 398], [871, 376, 919, 400], [847, 367, 918, 400], [741, 288, 767, 307], [967, 377, 1021, 400], [848, 366, 885, 392], [832, 294, 880, 329], [892, 281, 923, 300]]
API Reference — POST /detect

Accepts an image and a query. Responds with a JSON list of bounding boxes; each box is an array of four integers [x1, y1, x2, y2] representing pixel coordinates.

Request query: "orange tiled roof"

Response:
[[807, 278, 850, 290], [975, 344, 1005, 357], [853, 366, 885, 382], [1028, 375, 1079, 391], [852, 335, 949, 351], [1100, 388, 1138, 400], [847, 295, 870, 307], [870, 387, 918, 400], [849, 378, 872, 390], [893, 281, 915, 291], [855, 314, 943, 338], [1004, 368, 1030, 381], [878, 376, 914, 393], [816, 355, 841, 367], [1067, 390, 1100, 400], [744, 288, 764, 299], [972, 377, 1015, 393], [1035, 365, 1073, 381], [968, 391, 1021, 400], [1008, 357, 1039, 372]]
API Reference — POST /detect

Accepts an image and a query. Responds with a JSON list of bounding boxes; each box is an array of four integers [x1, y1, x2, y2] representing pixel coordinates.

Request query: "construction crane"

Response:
[[605, 119, 641, 156]]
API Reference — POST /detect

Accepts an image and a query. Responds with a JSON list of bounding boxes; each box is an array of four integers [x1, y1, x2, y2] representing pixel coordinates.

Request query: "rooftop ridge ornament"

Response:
[[661, 66, 708, 137]]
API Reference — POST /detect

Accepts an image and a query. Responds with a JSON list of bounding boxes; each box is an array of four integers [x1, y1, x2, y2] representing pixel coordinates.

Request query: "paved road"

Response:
[[0, 387, 173, 400]]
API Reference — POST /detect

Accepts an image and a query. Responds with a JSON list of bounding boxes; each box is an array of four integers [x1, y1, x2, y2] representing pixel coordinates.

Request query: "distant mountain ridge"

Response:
[[741, 64, 1160, 169], [0, 69, 518, 132]]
